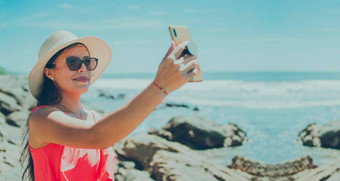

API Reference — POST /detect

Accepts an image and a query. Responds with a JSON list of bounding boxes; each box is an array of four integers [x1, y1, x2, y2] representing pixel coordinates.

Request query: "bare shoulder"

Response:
[[29, 106, 59, 125], [29, 106, 60, 148]]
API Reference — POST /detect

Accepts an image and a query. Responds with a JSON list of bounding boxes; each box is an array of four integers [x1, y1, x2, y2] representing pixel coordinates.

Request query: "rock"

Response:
[[0, 75, 35, 114], [0, 75, 35, 109], [222, 123, 246, 147], [319, 121, 340, 149], [225, 155, 340, 181], [299, 121, 340, 149], [193, 107, 200, 111], [150, 150, 249, 181], [98, 89, 126, 100], [115, 167, 154, 181], [118, 161, 136, 169], [117, 94, 125, 99], [0, 120, 5, 156], [228, 155, 316, 179], [115, 161, 155, 181], [162, 116, 225, 149], [99, 91, 115, 99], [0, 112, 5, 125], [120, 134, 190, 169], [326, 171, 340, 181], [119, 133, 249, 181], [148, 128, 173, 140], [6, 111, 28, 128], [299, 123, 322, 147], [162, 116, 246, 149], [0, 92, 21, 115], [165, 103, 189, 108], [0, 112, 6, 145], [293, 158, 340, 181], [159, 102, 199, 111]]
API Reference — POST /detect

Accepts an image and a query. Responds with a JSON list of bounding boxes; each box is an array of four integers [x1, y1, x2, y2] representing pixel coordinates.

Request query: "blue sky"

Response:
[[1, 0, 340, 74]]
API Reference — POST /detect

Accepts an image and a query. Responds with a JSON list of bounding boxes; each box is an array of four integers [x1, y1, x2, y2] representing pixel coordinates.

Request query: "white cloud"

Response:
[[60, 4, 72, 9], [128, 5, 139, 10]]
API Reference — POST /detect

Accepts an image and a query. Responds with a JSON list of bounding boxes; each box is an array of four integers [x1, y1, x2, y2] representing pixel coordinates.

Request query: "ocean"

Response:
[[81, 72, 340, 166]]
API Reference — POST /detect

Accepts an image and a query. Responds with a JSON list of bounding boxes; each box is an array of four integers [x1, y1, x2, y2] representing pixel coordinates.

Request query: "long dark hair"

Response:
[[20, 43, 85, 181]]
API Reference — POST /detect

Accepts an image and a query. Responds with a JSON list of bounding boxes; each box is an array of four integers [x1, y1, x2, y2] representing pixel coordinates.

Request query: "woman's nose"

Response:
[[78, 62, 87, 72]]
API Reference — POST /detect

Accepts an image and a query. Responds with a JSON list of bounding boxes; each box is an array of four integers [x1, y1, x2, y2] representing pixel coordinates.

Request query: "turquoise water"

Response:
[[82, 72, 340, 166]]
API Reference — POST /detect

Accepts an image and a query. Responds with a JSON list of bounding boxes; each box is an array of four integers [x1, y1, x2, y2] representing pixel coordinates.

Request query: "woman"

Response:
[[20, 30, 197, 181]]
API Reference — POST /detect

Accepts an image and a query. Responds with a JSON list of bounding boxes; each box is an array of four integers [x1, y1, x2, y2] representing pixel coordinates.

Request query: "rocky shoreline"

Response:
[[1, 74, 340, 180]]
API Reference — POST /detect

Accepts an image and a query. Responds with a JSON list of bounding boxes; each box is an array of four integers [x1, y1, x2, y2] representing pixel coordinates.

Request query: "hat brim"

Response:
[[28, 36, 112, 99]]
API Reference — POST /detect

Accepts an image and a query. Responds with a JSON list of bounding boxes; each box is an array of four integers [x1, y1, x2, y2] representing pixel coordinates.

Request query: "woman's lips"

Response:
[[73, 77, 89, 82]]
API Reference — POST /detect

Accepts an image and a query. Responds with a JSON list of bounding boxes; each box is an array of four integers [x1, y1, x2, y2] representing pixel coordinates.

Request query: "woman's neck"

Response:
[[57, 92, 82, 114]]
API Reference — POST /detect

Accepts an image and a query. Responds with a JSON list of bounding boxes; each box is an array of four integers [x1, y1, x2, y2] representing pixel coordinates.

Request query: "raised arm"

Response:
[[29, 41, 197, 149]]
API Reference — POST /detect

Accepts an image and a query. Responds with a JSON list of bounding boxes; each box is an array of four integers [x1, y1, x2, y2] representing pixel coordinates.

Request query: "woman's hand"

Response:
[[154, 41, 197, 94]]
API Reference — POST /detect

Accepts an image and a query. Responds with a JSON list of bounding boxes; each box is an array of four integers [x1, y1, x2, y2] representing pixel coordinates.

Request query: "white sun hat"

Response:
[[28, 30, 112, 99]]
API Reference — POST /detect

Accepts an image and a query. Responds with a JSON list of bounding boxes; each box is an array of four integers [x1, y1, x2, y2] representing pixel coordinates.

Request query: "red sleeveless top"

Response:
[[28, 105, 116, 181]]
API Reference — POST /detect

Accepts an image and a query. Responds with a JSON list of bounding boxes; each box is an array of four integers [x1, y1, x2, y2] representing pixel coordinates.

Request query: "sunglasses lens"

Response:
[[66, 57, 82, 71], [84, 58, 98, 71], [66, 57, 98, 71]]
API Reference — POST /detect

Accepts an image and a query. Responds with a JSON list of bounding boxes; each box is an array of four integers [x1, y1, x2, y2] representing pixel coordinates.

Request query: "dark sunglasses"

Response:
[[55, 56, 98, 71]]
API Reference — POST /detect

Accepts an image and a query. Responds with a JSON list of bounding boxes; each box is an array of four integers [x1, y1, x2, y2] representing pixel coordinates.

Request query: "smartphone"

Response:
[[168, 25, 203, 82]]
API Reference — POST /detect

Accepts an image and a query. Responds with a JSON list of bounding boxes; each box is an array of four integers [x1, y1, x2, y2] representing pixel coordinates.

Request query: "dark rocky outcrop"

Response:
[[115, 133, 250, 181], [164, 102, 200, 111], [98, 89, 125, 100], [228, 156, 317, 179], [299, 121, 340, 149], [159, 115, 246, 149], [0, 75, 35, 179]]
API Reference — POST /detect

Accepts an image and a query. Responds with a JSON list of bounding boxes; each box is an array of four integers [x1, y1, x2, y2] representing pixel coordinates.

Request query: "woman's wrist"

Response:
[[151, 80, 168, 105], [152, 80, 168, 96]]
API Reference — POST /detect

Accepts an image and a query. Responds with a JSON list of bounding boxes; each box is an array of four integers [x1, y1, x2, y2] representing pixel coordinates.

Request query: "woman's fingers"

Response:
[[162, 41, 176, 63], [183, 54, 197, 65], [155, 41, 198, 93], [173, 41, 190, 60], [181, 59, 197, 73]]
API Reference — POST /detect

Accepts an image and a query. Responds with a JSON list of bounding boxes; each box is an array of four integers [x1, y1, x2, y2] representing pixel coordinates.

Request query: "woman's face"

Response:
[[44, 44, 92, 96]]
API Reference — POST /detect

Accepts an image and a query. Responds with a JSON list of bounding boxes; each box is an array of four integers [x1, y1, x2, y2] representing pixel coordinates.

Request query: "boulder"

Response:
[[118, 133, 249, 181], [148, 128, 173, 140], [293, 158, 340, 181], [299, 121, 340, 149], [115, 161, 154, 181], [0, 75, 34, 107], [222, 123, 247, 147], [228, 155, 316, 178], [150, 150, 249, 181], [0, 75, 36, 110], [162, 116, 246, 149], [165, 103, 189, 108], [164, 102, 199, 111], [120, 134, 190, 169], [6, 111, 28, 128], [98, 89, 126, 100], [0, 92, 21, 115]]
